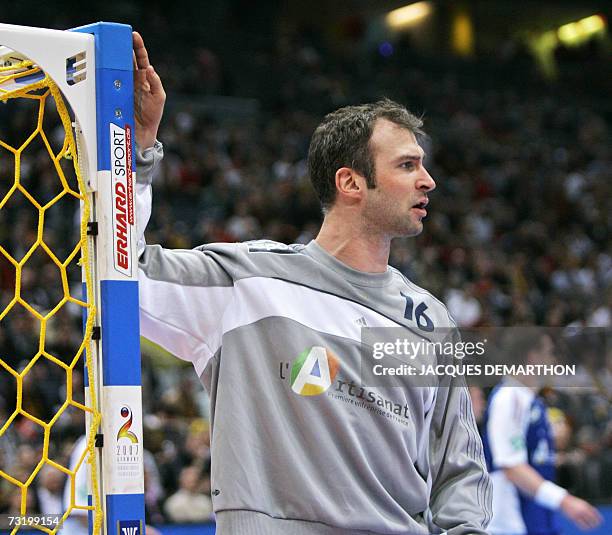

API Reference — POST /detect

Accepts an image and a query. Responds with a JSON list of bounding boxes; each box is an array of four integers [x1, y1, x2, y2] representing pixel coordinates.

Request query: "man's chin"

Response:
[[394, 222, 423, 239]]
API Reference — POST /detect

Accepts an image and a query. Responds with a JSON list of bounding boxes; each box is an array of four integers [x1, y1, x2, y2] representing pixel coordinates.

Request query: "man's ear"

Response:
[[335, 167, 364, 203]]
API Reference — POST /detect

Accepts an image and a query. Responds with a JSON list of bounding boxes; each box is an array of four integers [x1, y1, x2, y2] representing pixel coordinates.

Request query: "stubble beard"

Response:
[[363, 196, 423, 239]]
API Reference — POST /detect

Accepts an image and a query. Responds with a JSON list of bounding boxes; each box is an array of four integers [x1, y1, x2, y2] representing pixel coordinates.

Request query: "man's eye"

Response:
[[400, 162, 415, 170]]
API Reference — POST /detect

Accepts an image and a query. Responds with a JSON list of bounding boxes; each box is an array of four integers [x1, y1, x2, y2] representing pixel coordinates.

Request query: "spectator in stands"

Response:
[[164, 465, 213, 523], [36, 465, 65, 515]]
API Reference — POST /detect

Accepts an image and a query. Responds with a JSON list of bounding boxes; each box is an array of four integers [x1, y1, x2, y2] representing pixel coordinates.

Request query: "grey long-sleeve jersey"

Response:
[[136, 142, 492, 534]]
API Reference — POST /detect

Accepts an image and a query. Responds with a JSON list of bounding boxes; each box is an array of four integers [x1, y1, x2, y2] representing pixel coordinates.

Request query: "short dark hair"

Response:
[[307, 98, 424, 210]]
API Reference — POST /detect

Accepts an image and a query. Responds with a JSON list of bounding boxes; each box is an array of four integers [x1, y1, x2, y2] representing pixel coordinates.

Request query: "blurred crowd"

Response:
[[0, 18, 611, 523]]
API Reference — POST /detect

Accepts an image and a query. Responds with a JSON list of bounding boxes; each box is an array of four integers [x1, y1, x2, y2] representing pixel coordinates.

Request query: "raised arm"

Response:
[[132, 32, 238, 376], [133, 30, 165, 252], [133, 31, 165, 150]]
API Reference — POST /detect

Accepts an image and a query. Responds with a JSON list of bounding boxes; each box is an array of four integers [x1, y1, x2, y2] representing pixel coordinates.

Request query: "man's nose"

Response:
[[417, 167, 436, 192]]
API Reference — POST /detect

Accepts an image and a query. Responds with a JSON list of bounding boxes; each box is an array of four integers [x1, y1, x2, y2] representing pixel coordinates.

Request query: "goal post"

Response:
[[0, 21, 145, 534], [73, 22, 145, 535]]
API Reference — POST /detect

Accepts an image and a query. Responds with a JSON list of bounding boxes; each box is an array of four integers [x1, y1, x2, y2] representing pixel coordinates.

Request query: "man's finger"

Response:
[[586, 508, 603, 528], [132, 31, 150, 70], [576, 507, 602, 530], [133, 66, 150, 92], [146, 66, 164, 97]]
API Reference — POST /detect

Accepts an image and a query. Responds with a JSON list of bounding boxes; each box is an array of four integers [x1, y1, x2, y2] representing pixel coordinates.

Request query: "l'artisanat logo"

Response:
[[289, 346, 339, 396], [280, 346, 411, 426]]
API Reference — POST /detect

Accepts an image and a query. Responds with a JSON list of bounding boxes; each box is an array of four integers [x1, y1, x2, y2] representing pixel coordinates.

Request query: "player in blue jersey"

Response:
[[483, 332, 602, 534]]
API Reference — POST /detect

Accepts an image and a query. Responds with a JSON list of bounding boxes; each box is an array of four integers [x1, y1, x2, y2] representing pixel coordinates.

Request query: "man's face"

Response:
[[361, 119, 436, 238], [534, 334, 557, 366]]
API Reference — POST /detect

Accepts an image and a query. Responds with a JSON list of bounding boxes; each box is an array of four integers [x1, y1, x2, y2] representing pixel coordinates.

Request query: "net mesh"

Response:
[[0, 59, 102, 534]]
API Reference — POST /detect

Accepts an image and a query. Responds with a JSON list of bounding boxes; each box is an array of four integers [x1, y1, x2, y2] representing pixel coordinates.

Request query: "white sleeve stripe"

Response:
[[140, 303, 212, 347], [139, 269, 234, 365], [140, 307, 214, 367], [219, 277, 400, 351]]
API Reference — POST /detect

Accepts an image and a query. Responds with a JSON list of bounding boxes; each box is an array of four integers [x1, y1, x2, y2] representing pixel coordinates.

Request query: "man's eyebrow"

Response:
[[394, 152, 426, 162]]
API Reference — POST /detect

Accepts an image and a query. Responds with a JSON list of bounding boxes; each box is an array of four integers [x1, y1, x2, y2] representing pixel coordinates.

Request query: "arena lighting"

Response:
[[451, 11, 474, 56], [557, 14, 606, 45], [579, 14, 606, 33], [386, 2, 432, 30]]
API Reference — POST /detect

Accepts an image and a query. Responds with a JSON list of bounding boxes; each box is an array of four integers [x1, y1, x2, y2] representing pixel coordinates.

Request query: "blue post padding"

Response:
[[71, 22, 133, 71], [100, 280, 141, 386], [88, 494, 93, 535], [95, 68, 134, 171], [106, 493, 145, 533], [82, 281, 90, 387], [70, 22, 135, 171]]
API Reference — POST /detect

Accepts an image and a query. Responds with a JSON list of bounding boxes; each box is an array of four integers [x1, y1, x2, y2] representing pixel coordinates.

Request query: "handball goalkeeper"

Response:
[[133, 31, 491, 535]]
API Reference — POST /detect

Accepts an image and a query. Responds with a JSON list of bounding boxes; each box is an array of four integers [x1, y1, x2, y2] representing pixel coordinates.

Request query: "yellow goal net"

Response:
[[0, 58, 102, 533]]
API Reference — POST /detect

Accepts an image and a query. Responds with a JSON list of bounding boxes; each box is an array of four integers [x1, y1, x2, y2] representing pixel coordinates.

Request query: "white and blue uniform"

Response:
[[483, 379, 559, 535]]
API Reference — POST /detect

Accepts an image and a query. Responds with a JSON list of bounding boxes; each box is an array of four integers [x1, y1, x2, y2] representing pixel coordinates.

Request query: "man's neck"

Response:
[[315, 211, 391, 273]]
